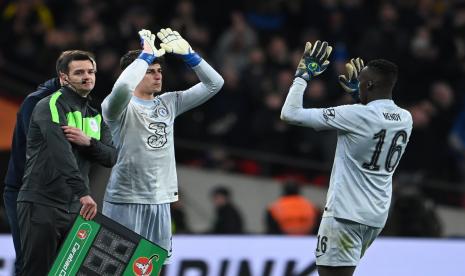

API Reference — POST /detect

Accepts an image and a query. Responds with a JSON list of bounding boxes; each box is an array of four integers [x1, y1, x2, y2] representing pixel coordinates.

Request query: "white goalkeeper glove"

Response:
[[295, 40, 333, 81], [157, 28, 202, 67], [137, 29, 165, 65], [338, 57, 364, 102]]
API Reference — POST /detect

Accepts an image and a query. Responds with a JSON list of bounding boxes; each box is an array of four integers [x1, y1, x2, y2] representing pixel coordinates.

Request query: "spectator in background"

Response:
[[250, 91, 289, 155], [450, 101, 465, 184], [213, 11, 258, 74], [204, 65, 248, 146], [171, 200, 191, 234], [210, 186, 244, 234], [428, 82, 460, 181], [266, 180, 319, 235], [1, 0, 55, 70], [399, 101, 434, 175], [358, 2, 409, 64], [384, 188, 442, 237], [266, 35, 292, 73], [170, 0, 211, 51]]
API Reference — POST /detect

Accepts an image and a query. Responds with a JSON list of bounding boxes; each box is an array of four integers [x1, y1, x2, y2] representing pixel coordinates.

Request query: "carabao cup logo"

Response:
[[133, 255, 159, 276], [77, 229, 87, 240]]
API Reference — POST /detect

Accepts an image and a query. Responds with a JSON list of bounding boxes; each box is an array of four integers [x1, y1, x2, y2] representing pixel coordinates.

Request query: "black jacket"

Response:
[[211, 203, 244, 234], [18, 86, 117, 212], [4, 78, 60, 192]]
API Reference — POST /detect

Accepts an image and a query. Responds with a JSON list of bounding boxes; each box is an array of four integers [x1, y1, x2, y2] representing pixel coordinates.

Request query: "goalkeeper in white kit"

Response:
[[281, 41, 412, 276], [101, 28, 224, 263]]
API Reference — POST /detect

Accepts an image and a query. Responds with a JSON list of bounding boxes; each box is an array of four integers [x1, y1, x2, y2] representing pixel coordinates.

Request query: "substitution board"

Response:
[[48, 213, 167, 276]]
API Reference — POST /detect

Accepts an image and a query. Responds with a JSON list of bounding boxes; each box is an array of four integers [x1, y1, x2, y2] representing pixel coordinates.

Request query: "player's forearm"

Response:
[[192, 59, 224, 95], [176, 60, 224, 115], [102, 59, 148, 120], [281, 77, 311, 126], [83, 138, 117, 168]]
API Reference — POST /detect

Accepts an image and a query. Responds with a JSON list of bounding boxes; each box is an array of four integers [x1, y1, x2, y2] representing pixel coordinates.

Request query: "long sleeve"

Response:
[[174, 59, 224, 116], [9, 97, 41, 187], [280, 77, 314, 127], [33, 102, 89, 198], [102, 59, 148, 121], [5, 78, 60, 189], [80, 120, 117, 168], [281, 78, 364, 132]]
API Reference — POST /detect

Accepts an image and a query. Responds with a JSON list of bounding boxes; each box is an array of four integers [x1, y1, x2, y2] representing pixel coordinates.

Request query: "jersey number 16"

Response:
[[362, 129, 407, 172]]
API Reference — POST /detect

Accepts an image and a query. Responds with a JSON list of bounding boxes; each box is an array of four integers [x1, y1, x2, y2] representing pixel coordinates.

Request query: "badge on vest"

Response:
[[89, 118, 99, 132]]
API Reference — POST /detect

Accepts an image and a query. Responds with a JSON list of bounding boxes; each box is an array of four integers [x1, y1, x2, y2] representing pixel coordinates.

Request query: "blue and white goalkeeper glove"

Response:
[[157, 28, 202, 67], [138, 29, 165, 64], [295, 40, 333, 81], [338, 57, 364, 102]]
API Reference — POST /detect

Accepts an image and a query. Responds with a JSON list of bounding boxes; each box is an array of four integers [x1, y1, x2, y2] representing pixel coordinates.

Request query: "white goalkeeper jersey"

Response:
[[281, 78, 412, 227], [102, 58, 224, 204]]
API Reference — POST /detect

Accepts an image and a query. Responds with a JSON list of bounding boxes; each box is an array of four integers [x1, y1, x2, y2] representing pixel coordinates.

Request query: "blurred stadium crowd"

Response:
[[1, 0, 465, 211]]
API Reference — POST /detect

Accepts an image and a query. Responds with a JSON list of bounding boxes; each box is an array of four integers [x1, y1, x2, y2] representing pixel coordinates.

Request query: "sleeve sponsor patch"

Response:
[[323, 108, 335, 121]]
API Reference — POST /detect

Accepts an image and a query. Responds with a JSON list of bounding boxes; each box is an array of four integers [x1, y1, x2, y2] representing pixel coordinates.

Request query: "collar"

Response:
[[132, 95, 156, 107], [367, 99, 394, 106], [60, 85, 90, 105]]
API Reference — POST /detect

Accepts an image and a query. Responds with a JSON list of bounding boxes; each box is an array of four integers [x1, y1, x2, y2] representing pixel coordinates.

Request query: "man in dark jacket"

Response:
[[210, 186, 244, 234], [17, 50, 117, 276], [3, 78, 60, 275]]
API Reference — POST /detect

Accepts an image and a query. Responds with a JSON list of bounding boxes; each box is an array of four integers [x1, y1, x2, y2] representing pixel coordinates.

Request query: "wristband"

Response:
[[138, 52, 156, 65], [182, 52, 202, 67]]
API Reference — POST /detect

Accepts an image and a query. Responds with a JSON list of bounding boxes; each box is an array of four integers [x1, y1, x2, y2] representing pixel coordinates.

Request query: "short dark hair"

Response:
[[120, 50, 165, 70], [283, 180, 300, 196], [211, 186, 231, 198], [56, 50, 96, 75], [367, 59, 398, 89]]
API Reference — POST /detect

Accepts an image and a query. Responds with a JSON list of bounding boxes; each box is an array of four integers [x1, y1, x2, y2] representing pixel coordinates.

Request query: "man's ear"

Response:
[[59, 72, 68, 84], [367, 80, 374, 90]]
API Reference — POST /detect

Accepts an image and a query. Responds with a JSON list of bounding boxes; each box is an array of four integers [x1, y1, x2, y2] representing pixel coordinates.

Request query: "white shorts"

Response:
[[315, 216, 382, 266], [102, 201, 172, 264]]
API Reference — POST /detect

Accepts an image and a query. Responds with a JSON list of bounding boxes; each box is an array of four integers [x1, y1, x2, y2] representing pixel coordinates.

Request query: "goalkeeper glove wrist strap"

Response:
[[138, 52, 156, 65], [296, 75, 310, 82], [183, 52, 202, 67]]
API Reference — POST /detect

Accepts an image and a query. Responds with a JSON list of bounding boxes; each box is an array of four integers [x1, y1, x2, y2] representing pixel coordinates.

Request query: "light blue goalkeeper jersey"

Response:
[[282, 78, 412, 227], [102, 58, 224, 204]]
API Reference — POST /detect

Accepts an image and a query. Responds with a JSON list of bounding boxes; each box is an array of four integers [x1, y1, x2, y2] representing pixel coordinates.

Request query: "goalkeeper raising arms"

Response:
[[281, 42, 412, 276], [101, 28, 224, 262]]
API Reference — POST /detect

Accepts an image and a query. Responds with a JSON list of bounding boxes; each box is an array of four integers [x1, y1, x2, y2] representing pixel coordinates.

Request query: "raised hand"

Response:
[[295, 40, 333, 81], [138, 29, 165, 61], [157, 28, 202, 67], [338, 57, 364, 102]]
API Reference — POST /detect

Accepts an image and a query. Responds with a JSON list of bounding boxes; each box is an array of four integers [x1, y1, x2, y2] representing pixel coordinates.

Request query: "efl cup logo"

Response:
[[133, 255, 159, 276], [77, 229, 87, 240], [89, 118, 99, 132]]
